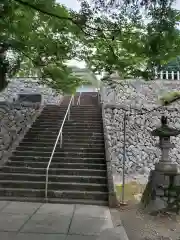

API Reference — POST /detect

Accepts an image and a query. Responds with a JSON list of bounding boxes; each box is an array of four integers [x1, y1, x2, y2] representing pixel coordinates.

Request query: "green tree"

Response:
[[2, 0, 180, 93], [0, 0, 83, 93], [77, 0, 180, 80], [159, 56, 180, 72]]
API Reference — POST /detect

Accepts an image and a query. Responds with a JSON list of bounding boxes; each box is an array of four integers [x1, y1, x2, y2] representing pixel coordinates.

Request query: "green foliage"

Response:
[[160, 56, 180, 72], [77, 0, 180, 81], [1, 0, 180, 93], [0, 0, 83, 93]]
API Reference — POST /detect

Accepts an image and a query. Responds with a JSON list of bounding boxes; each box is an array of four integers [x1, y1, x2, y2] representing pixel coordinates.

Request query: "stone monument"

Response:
[[141, 116, 180, 214]]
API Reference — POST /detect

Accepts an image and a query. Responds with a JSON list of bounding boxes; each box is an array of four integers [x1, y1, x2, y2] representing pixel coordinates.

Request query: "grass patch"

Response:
[[115, 181, 146, 202]]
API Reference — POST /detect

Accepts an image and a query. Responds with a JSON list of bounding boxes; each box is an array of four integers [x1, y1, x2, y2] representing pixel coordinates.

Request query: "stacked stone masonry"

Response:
[[103, 80, 180, 184], [0, 78, 62, 163]]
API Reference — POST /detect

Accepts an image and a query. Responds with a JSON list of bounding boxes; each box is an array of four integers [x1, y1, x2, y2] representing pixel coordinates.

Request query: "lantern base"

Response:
[[155, 162, 180, 174]]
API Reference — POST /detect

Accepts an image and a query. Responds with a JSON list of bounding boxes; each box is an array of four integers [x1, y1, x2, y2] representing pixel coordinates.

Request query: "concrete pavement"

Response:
[[0, 201, 127, 240]]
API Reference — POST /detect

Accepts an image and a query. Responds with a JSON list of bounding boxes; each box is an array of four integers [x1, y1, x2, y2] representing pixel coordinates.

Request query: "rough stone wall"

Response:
[[0, 78, 62, 164], [2, 78, 62, 104], [103, 80, 180, 184], [0, 103, 38, 163]]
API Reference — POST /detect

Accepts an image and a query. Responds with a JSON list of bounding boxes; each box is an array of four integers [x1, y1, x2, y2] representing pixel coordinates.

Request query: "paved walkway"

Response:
[[0, 201, 122, 240]]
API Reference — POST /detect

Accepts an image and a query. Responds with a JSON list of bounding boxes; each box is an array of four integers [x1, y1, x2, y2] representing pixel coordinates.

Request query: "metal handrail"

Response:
[[45, 95, 74, 199], [77, 92, 82, 105]]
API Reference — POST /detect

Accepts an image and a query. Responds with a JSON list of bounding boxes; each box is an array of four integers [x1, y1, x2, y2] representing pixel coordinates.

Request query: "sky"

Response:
[[175, 1, 180, 9], [57, 0, 81, 11], [57, 0, 180, 11], [57, 0, 180, 69]]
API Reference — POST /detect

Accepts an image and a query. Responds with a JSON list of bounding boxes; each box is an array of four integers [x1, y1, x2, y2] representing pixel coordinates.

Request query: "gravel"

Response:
[[119, 202, 180, 240]]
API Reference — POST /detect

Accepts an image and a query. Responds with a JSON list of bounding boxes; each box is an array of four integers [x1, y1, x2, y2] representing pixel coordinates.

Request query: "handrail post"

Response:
[[60, 132, 63, 148], [77, 92, 81, 105], [68, 109, 70, 120]]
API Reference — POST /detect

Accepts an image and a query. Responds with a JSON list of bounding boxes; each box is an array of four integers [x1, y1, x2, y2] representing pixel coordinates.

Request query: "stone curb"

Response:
[[97, 227, 129, 240], [110, 208, 129, 240], [101, 103, 118, 208], [97, 208, 129, 240]]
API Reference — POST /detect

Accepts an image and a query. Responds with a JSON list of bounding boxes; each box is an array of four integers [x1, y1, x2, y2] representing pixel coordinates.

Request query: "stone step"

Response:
[[9, 156, 105, 164], [0, 188, 108, 201], [42, 107, 100, 110], [32, 122, 102, 127], [22, 137, 104, 143], [0, 173, 107, 184], [39, 112, 102, 116], [0, 180, 107, 192], [36, 116, 64, 120], [30, 125, 103, 130], [0, 196, 108, 206], [25, 132, 103, 137], [7, 161, 106, 170], [36, 116, 102, 120], [0, 166, 106, 176], [27, 129, 103, 134], [40, 109, 67, 112], [15, 146, 105, 153], [43, 106, 100, 110], [41, 111, 101, 115], [34, 119, 102, 124], [19, 142, 104, 148], [38, 112, 66, 116], [33, 120, 102, 124], [37, 116, 102, 120], [13, 150, 105, 157], [0, 96, 106, 205], [33, 120, 103, 125]]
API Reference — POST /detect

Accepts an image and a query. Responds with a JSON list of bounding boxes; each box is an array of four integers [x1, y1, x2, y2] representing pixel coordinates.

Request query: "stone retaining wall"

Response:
[[0, 78, 62, 164], [0, 103, 40, 164], [2, 78, 62, 104], [102, 80, 180, 185]]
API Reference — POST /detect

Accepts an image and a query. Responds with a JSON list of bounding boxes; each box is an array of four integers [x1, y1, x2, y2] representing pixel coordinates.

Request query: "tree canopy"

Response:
[[1, 0, 180, 93], [159, 56, 180, 72], [1, 0, 85, 93], [76, 0, 180, 80]]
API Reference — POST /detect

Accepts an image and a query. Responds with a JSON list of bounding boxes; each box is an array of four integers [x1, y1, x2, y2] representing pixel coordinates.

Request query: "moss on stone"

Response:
[[160, 91, 180, 105]]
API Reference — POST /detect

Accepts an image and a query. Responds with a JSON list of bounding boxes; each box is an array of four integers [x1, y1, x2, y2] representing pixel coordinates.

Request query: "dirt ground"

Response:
[[114, 174, 180, 240], [115, 182, 180, 240], [119, 201, 180, 240]]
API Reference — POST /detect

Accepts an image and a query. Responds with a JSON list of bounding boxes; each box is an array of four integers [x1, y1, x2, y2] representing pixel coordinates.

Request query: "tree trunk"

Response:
[[0, 65, 8, 92], [0, 46, 8, 92]]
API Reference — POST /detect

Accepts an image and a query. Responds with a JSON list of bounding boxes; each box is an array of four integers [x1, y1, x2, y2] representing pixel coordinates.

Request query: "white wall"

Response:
[[76, 85, 97, 92]]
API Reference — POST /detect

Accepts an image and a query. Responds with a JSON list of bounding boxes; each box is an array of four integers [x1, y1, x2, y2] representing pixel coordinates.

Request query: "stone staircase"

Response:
[[0, 93, 108, 205]]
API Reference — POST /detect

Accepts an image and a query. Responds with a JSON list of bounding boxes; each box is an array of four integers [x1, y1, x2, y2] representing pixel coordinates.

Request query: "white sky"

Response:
[[57, 0, 81, 11], [56, 1, 84, 67], [57, 0, 180, 68], [57, 0, 180, 11]]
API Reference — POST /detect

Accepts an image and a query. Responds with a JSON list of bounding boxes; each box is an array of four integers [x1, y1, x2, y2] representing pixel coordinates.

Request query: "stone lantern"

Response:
[[141, 116, 180, 214], [151, 115, 180, 174]]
